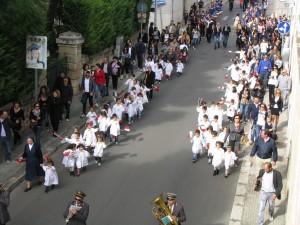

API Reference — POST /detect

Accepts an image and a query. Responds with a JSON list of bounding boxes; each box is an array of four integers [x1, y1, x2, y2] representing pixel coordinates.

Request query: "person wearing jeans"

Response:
[[0, 110, 15, 163], [213, 23, 222, 49], [222, 22, 231, 48], [93, 63, 106, 104], [255, 162, 282, 225]]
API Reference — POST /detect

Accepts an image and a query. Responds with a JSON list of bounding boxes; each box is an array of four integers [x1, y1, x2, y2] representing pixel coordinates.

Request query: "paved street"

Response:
[[7, 3, 243, 225]]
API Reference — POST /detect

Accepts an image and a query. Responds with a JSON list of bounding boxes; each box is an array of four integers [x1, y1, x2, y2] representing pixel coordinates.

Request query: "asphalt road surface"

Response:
[[9, 3, 243, 225]]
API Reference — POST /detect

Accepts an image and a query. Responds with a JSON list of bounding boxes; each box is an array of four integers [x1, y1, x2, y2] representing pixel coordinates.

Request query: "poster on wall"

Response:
[[26, 35, 47, 69]]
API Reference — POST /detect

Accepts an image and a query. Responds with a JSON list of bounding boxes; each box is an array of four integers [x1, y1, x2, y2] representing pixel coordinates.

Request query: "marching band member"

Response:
[[63, 191, 89, 225], [166, 193, 186, 224]]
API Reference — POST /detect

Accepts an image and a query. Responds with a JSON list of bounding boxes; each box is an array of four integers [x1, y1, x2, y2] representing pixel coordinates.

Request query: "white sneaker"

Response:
[[98, 163, 101, 166], [6, 160, 11, 163], [269, 216, 274, 221], [66, 119, 69, 122]]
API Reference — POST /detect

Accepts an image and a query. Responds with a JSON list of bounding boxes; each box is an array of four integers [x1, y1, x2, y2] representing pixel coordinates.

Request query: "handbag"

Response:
[[80, 92, 88, 104], [30, 121, 38, 130]]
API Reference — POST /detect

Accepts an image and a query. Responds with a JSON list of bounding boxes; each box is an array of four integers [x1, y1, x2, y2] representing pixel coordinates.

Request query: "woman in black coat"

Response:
[[29, 102, 44, 148], [9, 101, 25, 146], [48, 90, 63, 137], [21, 137, 44, 192]]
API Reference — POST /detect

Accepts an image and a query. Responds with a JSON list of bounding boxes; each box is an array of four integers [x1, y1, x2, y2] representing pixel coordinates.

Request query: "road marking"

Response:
[[222, 16, 228, 21]]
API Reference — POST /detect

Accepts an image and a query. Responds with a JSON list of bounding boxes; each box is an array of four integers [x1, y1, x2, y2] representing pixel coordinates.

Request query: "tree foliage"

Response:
[[0, 0, 47, 105], [61, 0, 152, 55]]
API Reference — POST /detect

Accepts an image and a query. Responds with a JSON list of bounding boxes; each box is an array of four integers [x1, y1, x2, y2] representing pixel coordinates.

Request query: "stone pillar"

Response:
[[56, 31, 84, 94]]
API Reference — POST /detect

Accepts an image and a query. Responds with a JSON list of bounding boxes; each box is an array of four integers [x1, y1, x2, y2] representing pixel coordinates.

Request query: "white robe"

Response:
[[83, 128, 97, 146], [94, 142, 107, 157], [43, 166, 59, 186], [76, 150, 90, 168], [112, 104, 125, 121], [165, 63, 173, 76], [190, 135, 205, 154], [110, 120, 120, 136], [62, 149, 77, 168], [98, 116, 110, 132], [212, 148, 225, 168], [224, 151, 237, 169]]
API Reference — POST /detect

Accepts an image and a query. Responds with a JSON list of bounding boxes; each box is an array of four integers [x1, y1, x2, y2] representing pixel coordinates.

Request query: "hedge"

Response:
[[61, 0, 152, 55]]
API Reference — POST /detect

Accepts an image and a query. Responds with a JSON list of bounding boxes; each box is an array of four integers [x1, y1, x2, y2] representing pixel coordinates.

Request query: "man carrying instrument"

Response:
[[63, 191, 89, 225], [166, 193, 186, 224], [0, 183, 10, 225]]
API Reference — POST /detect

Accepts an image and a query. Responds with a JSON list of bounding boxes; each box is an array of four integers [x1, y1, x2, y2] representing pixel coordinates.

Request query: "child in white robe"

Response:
[[134, 93, 144, 119], [62, 144, 77, 176], [112, 97, 125, 123], [109, 114, 120, 144], [98, 111, 110, 139], [85, 107, 97, 127], [75, 144, 90, 176], [94, 134, 107, 166], [164, 59, 173, 80], [82, 123, 97, 148], [224, 146, 237, 178], [207, 130, 218, 164], [210, 115, 220, 133], [155, 63, 163, 83], [212, 141, 225, 176], [42, 158, 58, 193], [190, 130, 205, 162]]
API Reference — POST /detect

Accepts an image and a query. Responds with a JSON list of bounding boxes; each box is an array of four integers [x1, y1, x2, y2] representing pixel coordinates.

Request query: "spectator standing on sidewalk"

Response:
[[256, 162, 282, 225], [93, 63, 106, 104], [0, 110, 15, 163], [250, 129, 278, 170], [61, 77, 73, 122], [9, 101, 25, 146], [48, 90, 63, 137], [80, 71, 94, 118], [53, 71, 71, 93], [110, 57, 122, 90], [38, 85, 50, 131], [135, 39, 146, 71], [100, 57, 112, 96], [277, 69, 291, 109], [29, 102, 44, 147]]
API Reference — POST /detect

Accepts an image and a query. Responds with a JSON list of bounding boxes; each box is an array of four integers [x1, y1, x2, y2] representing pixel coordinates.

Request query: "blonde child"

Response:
[[110, 114, 120, 144], [70, 127, 83, 140], [42, 158, 59, 193], [94, 134, 107, 166], [62, 144, 77, 176], [224, 146, 237, 178], [212, 141, 225, 176], [190, 130, 205, 163], [75, 144, 90, 176]]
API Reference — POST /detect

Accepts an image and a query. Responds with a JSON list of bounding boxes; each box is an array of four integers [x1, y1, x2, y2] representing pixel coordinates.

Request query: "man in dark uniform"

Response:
[[0, 183, 10, 225], [63, 191, 89, 225], [166, 193, 186, 224]]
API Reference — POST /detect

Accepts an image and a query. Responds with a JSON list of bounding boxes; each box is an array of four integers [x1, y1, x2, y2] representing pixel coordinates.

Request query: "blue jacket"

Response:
[[247, 103, 260, 121], [258, 59, 272, 74], [250, 137, 278, 162]]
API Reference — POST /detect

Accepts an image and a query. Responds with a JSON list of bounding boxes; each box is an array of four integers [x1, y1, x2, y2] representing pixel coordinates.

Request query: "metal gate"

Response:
[[46, 56, 68, 91]]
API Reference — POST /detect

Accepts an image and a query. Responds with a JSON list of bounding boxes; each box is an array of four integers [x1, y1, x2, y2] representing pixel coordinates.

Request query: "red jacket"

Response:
[[94, 69, 106, 85]]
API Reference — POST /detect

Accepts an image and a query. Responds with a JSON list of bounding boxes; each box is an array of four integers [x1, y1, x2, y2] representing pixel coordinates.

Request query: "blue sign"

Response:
[[152, 0, 166, 7], [277, 22, 290, 35]]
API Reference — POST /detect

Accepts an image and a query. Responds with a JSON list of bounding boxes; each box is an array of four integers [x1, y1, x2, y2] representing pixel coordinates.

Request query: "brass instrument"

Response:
[[151, 194, 178, 225], [65, 201, 82, 223], [0, 182, 7, 191]]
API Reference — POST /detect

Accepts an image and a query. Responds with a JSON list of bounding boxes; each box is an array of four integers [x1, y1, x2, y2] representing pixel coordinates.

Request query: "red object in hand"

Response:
[[15, 158, 26, 163], [64, 152, 71, 156], [119, 120, 123, 124]]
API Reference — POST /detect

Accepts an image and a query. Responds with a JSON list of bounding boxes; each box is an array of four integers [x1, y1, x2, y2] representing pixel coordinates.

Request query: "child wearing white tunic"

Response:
[[94, 134, 107, 166], [112, 98, 125, 122], [224, 146, 237, 178], [70, 127, 83, 141], [155, 63, 163, 83], [190, 130, 205, 162], [176, 59, 184, 77], [62, 144, 77, 176], [42, 159, 59, 193], [98, 111, 110, 138], [125, 97, 135, 125], [207, 130, 218, 164], [134, 93, 144, 119], [76, 144, 90, 176], [164, 59, 173, 80], [110, 114, 120, 144], [212, 141, 225, 176], [85, 107, 97, 127], [210, 115, 220, 133], [82, 123, 97, 147], [65, 133, 84, 147]]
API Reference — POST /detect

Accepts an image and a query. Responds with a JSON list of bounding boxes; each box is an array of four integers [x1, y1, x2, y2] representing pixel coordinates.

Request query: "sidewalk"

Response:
[[229, 1, 288, 223], [0, 69, 145, 191]]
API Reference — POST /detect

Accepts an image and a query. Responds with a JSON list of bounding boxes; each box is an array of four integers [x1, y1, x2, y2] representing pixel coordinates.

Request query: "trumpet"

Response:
[[0, 182, 7, 192], [65, 201, 81, 223]]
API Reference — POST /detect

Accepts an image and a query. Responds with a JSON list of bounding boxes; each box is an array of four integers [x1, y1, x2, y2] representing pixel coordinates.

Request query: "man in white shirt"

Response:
[[255, 162, 283, 225]]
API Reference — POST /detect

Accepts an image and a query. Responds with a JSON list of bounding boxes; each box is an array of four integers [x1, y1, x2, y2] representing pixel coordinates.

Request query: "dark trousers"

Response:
[[63, 102, 70, 119], [95, 156, 102, 163], [206, 31, 212, 43], [111, 75, 119, 90], [50, 114, 59, 133], [105, 73, 110, 96], [268, 84, 275, 102], [229, 2, 233, 11], [82, 92, 93, 114], [13, 129, 21, 144], [146, 88, 153, 99], [137, 55, 144, 69]]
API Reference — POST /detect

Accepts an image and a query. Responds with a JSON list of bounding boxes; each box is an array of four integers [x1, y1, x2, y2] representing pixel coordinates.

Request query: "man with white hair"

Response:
[[277, 69, 291, 109]]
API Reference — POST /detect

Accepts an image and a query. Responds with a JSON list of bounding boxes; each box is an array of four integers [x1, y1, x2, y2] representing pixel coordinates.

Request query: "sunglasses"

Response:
[[35, 105, 40, 108]]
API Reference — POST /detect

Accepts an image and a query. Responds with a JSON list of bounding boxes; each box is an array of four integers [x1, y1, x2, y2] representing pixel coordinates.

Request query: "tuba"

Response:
[[151, 194, 178, 225]]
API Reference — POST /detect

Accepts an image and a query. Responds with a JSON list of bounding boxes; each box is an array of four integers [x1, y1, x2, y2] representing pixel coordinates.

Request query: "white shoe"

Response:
[[95, 160, 98, 164], [98, 163, 101, 166], [66, 119, 69, 122], [269, 216, 274, 221]]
